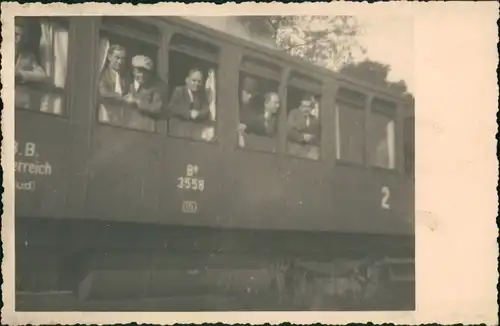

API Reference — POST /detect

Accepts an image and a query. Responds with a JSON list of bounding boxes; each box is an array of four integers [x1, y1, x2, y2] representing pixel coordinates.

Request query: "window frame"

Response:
[[235, 53, 284, 156], [14, 16, 73, 119], [168, 32, 219, 63], [165, 31, 221, 144], [94, 16, 163, 134], [334, 86, 368, 167]]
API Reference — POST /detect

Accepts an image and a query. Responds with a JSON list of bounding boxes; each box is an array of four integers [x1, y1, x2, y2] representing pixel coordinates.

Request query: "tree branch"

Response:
[[283, 38, 332, 51], [266, 17, 279, 32]]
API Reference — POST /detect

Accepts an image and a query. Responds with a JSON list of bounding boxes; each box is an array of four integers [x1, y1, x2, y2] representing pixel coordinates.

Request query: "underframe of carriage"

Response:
[[16, 219, 414, 311]]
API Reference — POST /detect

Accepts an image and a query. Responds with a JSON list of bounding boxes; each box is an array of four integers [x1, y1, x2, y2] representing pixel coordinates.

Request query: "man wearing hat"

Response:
[[122, 54, 167, 130]]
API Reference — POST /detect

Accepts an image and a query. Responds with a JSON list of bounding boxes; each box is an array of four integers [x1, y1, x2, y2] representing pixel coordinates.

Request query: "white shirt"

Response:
[[113, 70, 123, 95], [134, 80, 141, 92], [306, 115, 310, 128], [187, 89, 194, 103]]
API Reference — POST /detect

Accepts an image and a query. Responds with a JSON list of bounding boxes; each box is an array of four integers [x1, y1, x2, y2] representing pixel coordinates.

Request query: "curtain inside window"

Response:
[[200, 68, 216, 141], [39, 21, 68, 115], [372, 114, 396, 169], [386, 120, 395, 168], [53, 25, 68, 88], [39, 23, 54, 80], [335, 104, 341, 160], [99, 38, 110, 72], [98, 37, 110, 122], [311, 96, 319, 118], [205, 68, 216, 121]]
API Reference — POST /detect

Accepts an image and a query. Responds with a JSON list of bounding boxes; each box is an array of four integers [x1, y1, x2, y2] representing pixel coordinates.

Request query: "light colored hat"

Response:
[[132, 55, 153, 71]]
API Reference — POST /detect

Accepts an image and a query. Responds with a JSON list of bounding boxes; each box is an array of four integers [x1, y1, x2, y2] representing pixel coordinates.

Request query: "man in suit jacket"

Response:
[[168, 68, 210, 123], [122, 55, 167, 131], [98, 44, 129, 124], [15, 18, 47, 84], [287, 94, 321, 146], [287, 94, 321, 159], [99, 45, 128, 100], [241, 92, 280, 138], [15, 18, 49, 111]]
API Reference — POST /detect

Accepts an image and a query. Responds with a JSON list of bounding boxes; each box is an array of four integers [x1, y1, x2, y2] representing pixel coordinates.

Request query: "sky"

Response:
[[356, 15, 414, 93]]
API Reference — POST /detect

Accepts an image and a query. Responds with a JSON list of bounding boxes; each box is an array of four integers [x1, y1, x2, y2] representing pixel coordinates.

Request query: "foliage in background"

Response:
[[339, 59, 414, 100], [238, 16, 413, 99]]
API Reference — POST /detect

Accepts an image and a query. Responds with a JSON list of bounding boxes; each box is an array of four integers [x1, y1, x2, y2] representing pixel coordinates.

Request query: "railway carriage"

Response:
[[14, 15, 415, 311]]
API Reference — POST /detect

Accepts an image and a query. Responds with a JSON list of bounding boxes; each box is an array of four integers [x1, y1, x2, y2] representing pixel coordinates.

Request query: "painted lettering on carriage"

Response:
[[15, 141, 53, 192], [381, 186, 391, 210], [182, 200, 198, 213], [177, 164, 205, 192]]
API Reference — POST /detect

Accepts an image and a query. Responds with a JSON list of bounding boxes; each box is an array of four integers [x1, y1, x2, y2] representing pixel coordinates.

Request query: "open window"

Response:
[[286, 72, 322, 160], [335, 87, 366, 164], [369, 98, 397, 170], [15, 17, 69, 115], [97, 17, 162, 133], [237, 56, 282, 153], [167, 33, 219, 142]]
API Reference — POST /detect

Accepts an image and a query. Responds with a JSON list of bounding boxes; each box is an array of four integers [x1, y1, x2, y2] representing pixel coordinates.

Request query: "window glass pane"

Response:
[[335, 102, 364, 164], [96, 29, 164, 133], [167, 50, 218, 142], [15, 17, 69, 115], [237, 73, 280, 152], [370, 112, 396, 169], [286, 88, 321, 160]]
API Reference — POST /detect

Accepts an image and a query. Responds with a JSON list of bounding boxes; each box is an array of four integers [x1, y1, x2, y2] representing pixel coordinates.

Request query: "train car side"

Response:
[[14, 16, 415, 310]]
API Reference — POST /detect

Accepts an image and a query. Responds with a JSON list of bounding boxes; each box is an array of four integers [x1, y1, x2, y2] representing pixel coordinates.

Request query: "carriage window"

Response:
[[286, 87, 321, 160], [369, 99, 397, 169], [15, 17, 69, 115], [167, 34, 219, 142], [97, 22, 162, 133], [335, 88, 366, 164], [404, 116, 415, 175], [237, 72, 280, 153]]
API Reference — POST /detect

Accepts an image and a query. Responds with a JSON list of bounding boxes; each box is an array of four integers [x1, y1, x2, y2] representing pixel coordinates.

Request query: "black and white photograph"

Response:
[[1, 2, 498, 325]]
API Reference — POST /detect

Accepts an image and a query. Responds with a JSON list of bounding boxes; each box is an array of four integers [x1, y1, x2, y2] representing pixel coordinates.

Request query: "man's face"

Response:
[[186, 71, 203, 91], [241, 90, 252, 105], [299, 99, 313, 114], [108, 49, 126, 72], [133, 67, 150, 84], [15, 25, 24, 50], [265, 94, 280, 114]]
